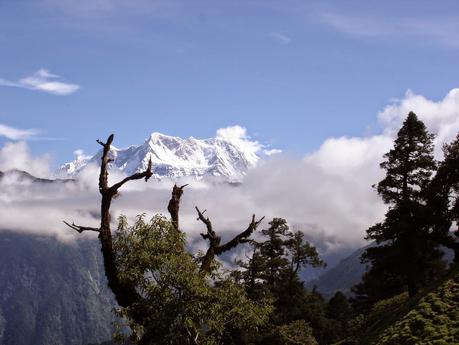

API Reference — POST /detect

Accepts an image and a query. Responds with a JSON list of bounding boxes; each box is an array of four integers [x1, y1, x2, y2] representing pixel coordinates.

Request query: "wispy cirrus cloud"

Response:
[[37, 0, 175, 18], [321, 12, 394, 37], [0, 69, 80, 95], [321, 12, 459, 48], [0, 123, 39, 140], [269, 32, 292, 44]]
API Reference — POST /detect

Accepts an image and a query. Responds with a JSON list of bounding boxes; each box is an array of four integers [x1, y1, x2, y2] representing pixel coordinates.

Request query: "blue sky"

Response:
[[1, 0, 459, 166]]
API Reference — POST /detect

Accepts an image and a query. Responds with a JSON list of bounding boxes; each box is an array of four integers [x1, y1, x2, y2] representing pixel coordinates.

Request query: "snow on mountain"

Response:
[[58, 126, 270, 182]]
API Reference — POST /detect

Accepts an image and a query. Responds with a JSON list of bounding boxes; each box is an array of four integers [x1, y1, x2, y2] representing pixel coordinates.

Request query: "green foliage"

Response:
[[113, 214, 272, 345], [232, 218, 345, 345], [265, 320, 318, 345], [377, 112, 436, 205], [349, 115, 459, 345], [327, 292, 352, 324], [372, 272, 459, 345], [247, 218, 324, 294], [357, 112, 445, 304], [425, 132, 459, 263], [367, 292, 408, 325]]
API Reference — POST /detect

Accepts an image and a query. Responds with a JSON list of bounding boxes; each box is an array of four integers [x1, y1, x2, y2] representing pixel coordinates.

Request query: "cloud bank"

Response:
[[0, 141, 52, 178], [1, 89, 459, 256], [379, 89, 459, 157], [0, 69, 80, 95]]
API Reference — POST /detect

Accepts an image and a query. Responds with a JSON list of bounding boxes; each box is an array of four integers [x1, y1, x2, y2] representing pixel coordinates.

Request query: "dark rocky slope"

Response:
[[0, 232, 115, 345]]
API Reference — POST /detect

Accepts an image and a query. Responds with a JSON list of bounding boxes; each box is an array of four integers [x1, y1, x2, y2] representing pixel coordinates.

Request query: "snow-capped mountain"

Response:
[[59, 127, 266, 182]]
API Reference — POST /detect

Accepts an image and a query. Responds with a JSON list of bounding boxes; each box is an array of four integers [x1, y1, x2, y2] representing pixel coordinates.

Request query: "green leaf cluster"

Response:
[[113, 214, 272, 345]]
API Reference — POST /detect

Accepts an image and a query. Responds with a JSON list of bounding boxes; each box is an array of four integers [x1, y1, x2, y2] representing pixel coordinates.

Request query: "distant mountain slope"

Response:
[[0, 232, 115, 345], [0, 169, 74, 184], [309, 242, 455, 300], [307, 243, 373, 298], [59, 130, 265, 181]]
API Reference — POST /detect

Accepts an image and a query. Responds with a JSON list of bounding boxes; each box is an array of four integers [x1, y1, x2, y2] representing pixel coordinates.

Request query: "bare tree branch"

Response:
[[108, 158, 153, 195], [218, 215, 265, 253], [196, 207, 217, 241], [195, 207, 264, 273], [63, 221, 100, 233], [64, 133, 153, 324]]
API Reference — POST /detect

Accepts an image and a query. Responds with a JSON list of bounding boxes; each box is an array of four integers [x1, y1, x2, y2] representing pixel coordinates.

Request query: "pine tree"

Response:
[[259, 218, 292, 286], [326, 291, 353, 341], [233, 218, 328, 344], [327, 291, 352, 323], [443, 135, 459, 259], [425, 132, 459, 262], [361, 112, 442, 298]]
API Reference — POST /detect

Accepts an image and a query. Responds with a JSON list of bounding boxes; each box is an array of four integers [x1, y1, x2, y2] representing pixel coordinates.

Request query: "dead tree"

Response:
[[64, 134, 157, 323], [195, 207, 264, 273], [168, 183, 188, 231], [64, 133, 261, 343]]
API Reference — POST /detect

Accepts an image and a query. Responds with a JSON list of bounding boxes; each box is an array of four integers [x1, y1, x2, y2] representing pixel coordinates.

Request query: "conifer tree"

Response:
[[233, 218, 328, 344], [360, 112, 442, 298], [327, 291, 352, 324], [425, 132, 459, 262]]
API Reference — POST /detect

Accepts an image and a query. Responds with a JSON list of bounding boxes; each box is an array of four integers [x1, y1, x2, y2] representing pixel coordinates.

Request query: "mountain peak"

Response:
[[59, 127, 267, 181], [148, 132, 176, 142]]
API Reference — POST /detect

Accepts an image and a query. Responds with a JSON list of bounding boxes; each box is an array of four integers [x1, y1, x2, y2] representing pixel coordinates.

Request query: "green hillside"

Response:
[[372, 270, 459, 344], [353, 268, 459, 345]]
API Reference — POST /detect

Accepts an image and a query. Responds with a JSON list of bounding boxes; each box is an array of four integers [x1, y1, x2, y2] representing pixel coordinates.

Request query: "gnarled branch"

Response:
[[63, 221, 100, 233], [195, 207, 264, 273], [218, 215, 264, 253], [108, 158, 153, 196], [168, 184, 188, 231], [64, 133, 153, 324]]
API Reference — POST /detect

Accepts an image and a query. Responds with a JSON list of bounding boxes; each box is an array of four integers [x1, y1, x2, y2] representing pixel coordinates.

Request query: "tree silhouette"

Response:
[[361, 112, 442, 298], [64, 134, 267, 344]]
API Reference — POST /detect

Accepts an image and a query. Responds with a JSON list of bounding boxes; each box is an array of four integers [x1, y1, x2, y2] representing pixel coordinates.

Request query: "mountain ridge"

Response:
[[58, 128, 268, 182]]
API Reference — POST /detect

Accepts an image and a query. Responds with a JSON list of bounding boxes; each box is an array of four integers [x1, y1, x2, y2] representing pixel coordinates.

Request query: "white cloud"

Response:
[[263, 148, 282, 156], [0, 137, 384, 252], [321, 12, 459, 47], [73, 149, 91, 160], [216, 125, 262, 161], [0, 142, 51, 178], [269, 32, 292, 44], [0, 154, 380, 250], [2, 88, 459, 254], [378, 88, 459, 157], [306, 135, 392, 181], [308, 88, 459, 177], [0, 69, 80, 95], [0, 124, 39, 140], [321, 12, 395, 38], [38, 0, 174, 18]]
